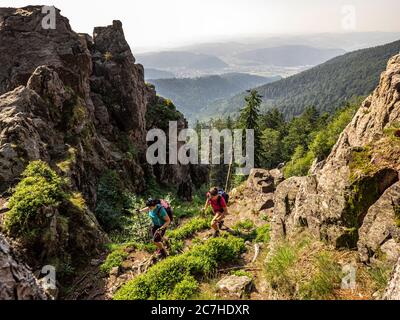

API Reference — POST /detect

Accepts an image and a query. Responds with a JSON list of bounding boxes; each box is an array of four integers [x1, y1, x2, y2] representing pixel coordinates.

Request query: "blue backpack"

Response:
[[217, 189, 229, 206]]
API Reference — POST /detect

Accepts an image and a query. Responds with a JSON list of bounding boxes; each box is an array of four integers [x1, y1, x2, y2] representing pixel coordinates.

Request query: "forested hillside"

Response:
[[234, 45, 345, 67], [202, 40, 400, 120], [149, 73, 280, 123]]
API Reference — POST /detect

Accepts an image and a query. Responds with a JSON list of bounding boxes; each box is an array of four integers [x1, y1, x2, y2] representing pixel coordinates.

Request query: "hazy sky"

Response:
[[2, 0, 400, 51]]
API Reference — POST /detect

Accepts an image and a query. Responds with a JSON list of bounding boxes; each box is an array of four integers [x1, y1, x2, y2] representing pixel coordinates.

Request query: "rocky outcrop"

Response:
[[272, 55, 400, 263], [0, 6, 199, 203], [0, 6, 204, 298], [216, 275, 253, 298], [358, 182, 400, 264], [384, 257, 400, 300], [0, 6, 91, 98], [247, 168, 284, 194], [0, 234, 47, 300]]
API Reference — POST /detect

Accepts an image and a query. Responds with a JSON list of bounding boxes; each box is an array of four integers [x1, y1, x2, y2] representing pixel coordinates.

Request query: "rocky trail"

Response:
[[1, 6, 400, 300]]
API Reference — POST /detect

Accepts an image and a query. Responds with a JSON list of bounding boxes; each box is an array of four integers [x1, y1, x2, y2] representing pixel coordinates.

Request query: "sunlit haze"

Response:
[[2, 0, 400, 52]]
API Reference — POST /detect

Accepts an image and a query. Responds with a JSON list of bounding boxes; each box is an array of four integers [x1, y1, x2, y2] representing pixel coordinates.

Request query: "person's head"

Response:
[[209, 187, 219, 200], [146, 198, 158, 209]]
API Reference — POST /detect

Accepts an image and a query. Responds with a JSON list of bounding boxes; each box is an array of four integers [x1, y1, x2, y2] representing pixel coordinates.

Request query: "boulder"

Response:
[[272, 177, 306, 240], [0, 234, 47, 300], [247, 168, 283, 194], [358, 182, 400, 263], [216, 275, 253, 298], [383, 257, 400, 300]]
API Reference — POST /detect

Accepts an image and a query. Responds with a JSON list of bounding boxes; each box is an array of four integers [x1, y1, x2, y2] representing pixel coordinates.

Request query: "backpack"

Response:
[[217, 189, 229, 206], [155, 199, 174, 222]]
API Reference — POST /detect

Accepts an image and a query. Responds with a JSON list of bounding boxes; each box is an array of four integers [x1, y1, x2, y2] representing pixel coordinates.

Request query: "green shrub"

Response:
[[114, 236, 245, 300], [255, 224, 270, 243], [284, 146, 315, 178], [167, 217, 211, 241], [368, 264, 392, 292], [100, 249, 129, 274], [233, 219, 255, 231], [169, 240, 185, 255], [299, 252, 342, 300], [172, 276, 199, 300], [4, 161, 66, 239], [231, 270, 253, 279], [265, 242, 298, 293], [95, 170, 126, 231]]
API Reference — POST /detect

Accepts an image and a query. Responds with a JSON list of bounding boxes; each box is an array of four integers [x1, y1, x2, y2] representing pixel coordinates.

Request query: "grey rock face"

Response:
[[384, 257, 400, 300], [216, 275, 253, 298], [272, 55, 400, 252], [0, 6, 198, 202], [0, 234, 47, 300], [248, 168, 284, 194], [358, 182, 400, 264]]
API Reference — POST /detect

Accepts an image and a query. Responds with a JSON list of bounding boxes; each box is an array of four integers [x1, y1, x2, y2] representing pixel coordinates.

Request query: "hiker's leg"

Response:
[[154, 241, 163, 250], [211, 215, 219, 231], [153, 227, 167, 256], [211, 212, 224, 233]]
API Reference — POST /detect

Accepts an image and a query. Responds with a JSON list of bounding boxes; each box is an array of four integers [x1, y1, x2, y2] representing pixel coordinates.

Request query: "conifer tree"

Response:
[[239, 90, 263, 168]]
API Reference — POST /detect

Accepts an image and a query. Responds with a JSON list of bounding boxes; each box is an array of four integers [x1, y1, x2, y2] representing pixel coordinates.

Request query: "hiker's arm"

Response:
[[223, 205, 229, 215], [203, 198, 210, 211], [160, 214, 171, 230], [137, 207, 150, 213]]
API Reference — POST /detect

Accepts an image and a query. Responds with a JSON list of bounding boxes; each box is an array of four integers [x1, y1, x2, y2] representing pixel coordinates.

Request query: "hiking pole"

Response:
[[225, 154, 233, 192]]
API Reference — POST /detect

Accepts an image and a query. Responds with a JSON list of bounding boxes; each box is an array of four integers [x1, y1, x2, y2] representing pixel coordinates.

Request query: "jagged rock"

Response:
[[0, 7, 92, 99], [0, 6, 199, 203], [248, 168, 283, 194], [0, 6, 204, 297], [90, 20, 147, 144], [272, 177, 307, 240], [271, 55, 400, 252], [384, 257, 400, 300], [259, 194, 274, 211], [358, 182, 400, 263], [0, 234, 47, 300], [216, 275, 253, 298]]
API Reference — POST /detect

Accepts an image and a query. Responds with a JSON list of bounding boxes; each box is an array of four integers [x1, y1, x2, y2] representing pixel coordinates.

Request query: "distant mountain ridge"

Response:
[[145, 68, 175, 80], [149, 73, 281, 123], [137, 51, 228, 71], [234, 45, 345, 67], [201, 39, 400, 120]]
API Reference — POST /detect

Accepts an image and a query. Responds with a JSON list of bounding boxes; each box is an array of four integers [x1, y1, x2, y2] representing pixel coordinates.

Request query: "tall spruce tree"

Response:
[[239, 90, 263, 168]]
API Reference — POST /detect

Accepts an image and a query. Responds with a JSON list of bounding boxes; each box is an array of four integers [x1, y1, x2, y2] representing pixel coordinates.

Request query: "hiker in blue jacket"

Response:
[[138, 199, 171, 257]]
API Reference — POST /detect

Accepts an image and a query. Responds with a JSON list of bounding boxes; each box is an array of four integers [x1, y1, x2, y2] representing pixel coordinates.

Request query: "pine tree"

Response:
[[239, 90, 263, 168]]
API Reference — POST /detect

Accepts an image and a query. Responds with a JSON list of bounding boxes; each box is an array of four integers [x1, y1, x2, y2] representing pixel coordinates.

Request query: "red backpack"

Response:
[[155, 199, 174, 222]]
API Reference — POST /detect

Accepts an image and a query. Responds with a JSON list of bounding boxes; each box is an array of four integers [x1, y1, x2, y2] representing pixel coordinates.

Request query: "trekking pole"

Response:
[[225, 154, 233, 192]]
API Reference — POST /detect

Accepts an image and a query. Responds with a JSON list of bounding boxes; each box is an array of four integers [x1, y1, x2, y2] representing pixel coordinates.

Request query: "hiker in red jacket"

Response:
[[203, 187, 229, 237]]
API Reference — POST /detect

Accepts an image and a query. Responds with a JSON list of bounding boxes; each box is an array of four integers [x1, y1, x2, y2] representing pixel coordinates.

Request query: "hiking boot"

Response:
[[156, 248, 167, 258], [212, 230, 220, 238], [218, 220, 224, 229]]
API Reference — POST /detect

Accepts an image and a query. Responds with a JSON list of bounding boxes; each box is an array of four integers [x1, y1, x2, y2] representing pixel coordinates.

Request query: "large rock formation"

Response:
[[0, 234, 47, 300], [0, 6, 199, 204], [272, 55, 400, 266], [0, 6, 206, 298], [384, 256, 400, 300]]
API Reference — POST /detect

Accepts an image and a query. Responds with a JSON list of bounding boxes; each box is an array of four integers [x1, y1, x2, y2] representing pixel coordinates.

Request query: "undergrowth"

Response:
[[113, 236, 245, 300]]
